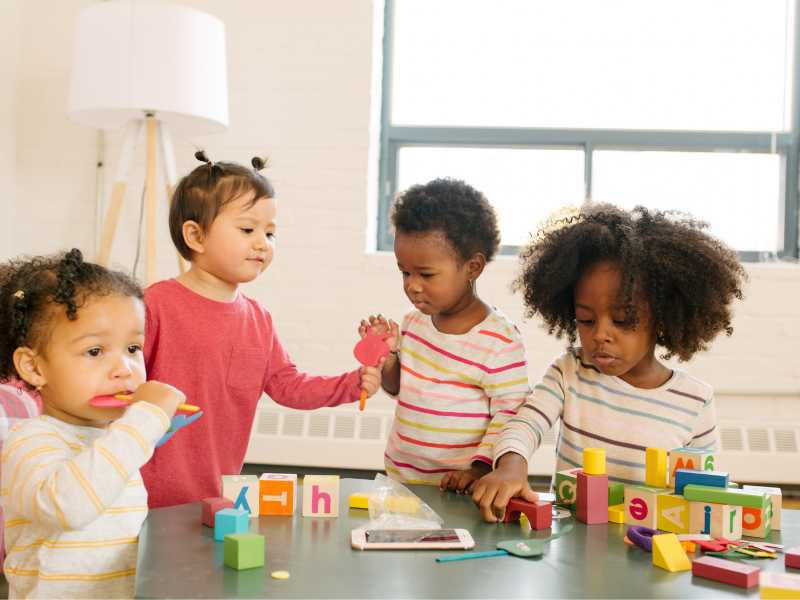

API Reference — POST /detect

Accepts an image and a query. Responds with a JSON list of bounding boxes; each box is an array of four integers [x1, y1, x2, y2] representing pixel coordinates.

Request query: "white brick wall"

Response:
[[4, 0, 800, 439]]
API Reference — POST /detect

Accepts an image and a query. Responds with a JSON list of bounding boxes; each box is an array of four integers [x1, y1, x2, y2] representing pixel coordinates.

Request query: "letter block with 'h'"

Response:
[[302, 475, 340, 517]]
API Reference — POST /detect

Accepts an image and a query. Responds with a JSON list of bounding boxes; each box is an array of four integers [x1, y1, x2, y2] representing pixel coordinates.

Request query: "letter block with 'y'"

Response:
[[302, 475, 340, 517], [222, 474, 259, 519]]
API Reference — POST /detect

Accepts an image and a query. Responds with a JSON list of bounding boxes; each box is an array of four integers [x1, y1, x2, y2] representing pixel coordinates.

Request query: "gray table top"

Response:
[[135, 478, 799, 598]]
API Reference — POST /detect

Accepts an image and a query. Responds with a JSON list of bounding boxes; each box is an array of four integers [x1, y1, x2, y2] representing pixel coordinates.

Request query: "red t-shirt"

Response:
[[141, 279, 360, 508]]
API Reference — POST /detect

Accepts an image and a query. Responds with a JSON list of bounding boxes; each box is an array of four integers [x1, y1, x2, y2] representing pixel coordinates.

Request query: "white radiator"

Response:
[[245, 399, 800, 484]]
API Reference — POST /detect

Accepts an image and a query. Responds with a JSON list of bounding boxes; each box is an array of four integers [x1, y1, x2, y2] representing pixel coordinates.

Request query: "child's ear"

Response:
[[182, 220, 206, 255], [466, 253, 487, 280], [13, 347, 47, 390]]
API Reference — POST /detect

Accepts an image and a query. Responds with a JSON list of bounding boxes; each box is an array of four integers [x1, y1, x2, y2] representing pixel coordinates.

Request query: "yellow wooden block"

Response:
[[348, 493, 369, 510], [657, 494, 689, 534], [652, 533, 691, 572], [608, 504, 625, 524], [760, 572, 800, 599], [645, 447, 667, 488], [583, 448, 606, 475]]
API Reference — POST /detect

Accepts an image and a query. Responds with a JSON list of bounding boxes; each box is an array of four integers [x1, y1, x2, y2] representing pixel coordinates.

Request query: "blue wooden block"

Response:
[[214, 508, 249, 542], [674, 469, 729, 495]]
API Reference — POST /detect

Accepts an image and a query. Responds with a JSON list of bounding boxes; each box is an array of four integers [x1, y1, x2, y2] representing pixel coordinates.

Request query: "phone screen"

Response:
[[364, 529, 460, 544]]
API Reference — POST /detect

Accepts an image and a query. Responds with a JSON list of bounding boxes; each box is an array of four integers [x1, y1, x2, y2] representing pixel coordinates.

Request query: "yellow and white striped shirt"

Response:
[[1, 402, 170, 599]]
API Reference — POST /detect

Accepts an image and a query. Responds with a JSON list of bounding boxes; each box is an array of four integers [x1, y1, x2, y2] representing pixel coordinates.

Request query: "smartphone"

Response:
[[351, 528, 475, 550]]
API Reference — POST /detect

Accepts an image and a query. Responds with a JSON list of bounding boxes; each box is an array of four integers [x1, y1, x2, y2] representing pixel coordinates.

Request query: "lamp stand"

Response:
[[96, 113, 187, 284]]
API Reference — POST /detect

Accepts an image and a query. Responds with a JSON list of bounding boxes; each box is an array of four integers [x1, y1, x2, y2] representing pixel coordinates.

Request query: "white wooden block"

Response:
[[688, 501, 742, 540], [667, 447, 715, 487], [302, 475, 339, 517], [743, 485, 781, 530], [624, 484, 667, 529], [222, 474, 259, 519]]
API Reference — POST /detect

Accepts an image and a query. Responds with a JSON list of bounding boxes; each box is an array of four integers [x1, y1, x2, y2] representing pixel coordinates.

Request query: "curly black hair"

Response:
[[0, 248, 143, 382], [514, 203, 747, 361], [391, 178, 501, 263], [169, 151, 275, 260]]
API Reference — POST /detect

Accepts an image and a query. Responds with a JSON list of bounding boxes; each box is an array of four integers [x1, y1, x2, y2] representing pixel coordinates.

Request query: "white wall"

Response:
[[5, 1, 800, 434], [0, 0, 20, 261]]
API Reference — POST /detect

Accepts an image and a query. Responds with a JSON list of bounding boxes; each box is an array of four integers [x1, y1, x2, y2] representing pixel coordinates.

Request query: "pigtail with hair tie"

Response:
[[251, 156, 269, 172], [195, 150, 213, 166]]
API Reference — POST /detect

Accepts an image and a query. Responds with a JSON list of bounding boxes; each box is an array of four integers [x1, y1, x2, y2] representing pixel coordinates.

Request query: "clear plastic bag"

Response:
[[364, 473, 444, 531]]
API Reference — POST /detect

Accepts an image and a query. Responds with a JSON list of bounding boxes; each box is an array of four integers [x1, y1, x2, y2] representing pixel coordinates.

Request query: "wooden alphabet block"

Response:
[[683, 484, 769, 509], [577, 471, 608, 524], [302, 475, 339, 517], [743, 485, 782, 530], [785, 546, 800, 570], [223, 533, 265, 570], [645, 447, 667, 488], [259, 473, 297, 516], [692, 555, 760, 589], [624, 484, 668, 529], [554, 468, 581, 510], [759, 572, 800, 599], [652, 533, 691, 572], [656, 493, 689, 534], [668, 447, 715, 487], [741, 499, 772, 539], [214, 508, 249, 542], [201, 497, 234, 527], [688, 501, 742, 540], [503, 498, 552, 529], [582, 448, 605, 475], [673, 469, 728, 495], [222, 474, 259, 518]]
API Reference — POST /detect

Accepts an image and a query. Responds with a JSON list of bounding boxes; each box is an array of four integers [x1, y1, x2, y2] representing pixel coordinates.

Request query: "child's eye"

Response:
[[240, 228, 254, 234], [400, 271, 410, 277], [86, 347, 102, 357], [127, 344, 142, 355], [576, 319, 594, 326], [421, 273, 434, 279], [266, 232, 276, 240]]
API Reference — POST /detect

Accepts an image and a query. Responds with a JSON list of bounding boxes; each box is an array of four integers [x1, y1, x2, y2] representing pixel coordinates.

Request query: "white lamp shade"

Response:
[[69, 0, 228, 135]]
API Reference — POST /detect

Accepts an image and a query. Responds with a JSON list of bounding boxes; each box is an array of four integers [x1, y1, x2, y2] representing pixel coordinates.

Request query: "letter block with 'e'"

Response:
[[259, 473, 297, 516], [302, 475, 340, 517], [222, 475, 259, 519], [624, 484, 669, 529]]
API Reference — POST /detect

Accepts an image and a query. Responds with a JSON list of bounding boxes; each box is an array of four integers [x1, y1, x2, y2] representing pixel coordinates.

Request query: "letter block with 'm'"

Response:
[[302, 475, 340, 517], [259, 473, 297, 516], [222, 474, 259, 519], [668, 447, 715, 488]]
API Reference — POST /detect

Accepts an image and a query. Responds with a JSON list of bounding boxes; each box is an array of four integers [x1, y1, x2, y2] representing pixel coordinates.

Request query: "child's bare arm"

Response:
[[471, 452, 539, 522]]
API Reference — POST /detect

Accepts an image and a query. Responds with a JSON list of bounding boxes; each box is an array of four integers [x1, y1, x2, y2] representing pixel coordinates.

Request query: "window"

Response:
[[378, 0, 800, 259]]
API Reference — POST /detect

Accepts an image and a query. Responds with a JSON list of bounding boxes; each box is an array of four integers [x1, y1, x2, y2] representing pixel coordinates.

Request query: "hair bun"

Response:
[[251, 156, 269, 171], [195, 150, 211, 164]]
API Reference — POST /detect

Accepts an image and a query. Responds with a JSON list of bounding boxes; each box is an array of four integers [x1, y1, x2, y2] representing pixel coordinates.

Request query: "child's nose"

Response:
[[110, 355, 134, 378]]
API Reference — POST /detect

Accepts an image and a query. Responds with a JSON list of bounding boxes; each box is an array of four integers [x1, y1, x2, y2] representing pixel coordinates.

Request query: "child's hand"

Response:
[[359, 361, 385, 398], [358, 314, 400, 353], [132, 381, 185, 420], [471, 453, 539, 523], [439, 463, 490, 494]]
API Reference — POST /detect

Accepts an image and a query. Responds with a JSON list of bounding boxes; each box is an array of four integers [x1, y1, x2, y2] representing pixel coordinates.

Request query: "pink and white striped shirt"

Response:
[[384, 308, 531, 484]]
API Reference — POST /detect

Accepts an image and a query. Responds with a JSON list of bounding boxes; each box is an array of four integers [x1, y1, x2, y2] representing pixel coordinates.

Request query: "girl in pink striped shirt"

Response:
[[360, 179, 531, 491]]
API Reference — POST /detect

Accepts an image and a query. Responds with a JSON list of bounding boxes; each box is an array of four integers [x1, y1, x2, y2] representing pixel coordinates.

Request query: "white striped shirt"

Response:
[[1, 402, 169, 599], [494, 349, 720, 485]]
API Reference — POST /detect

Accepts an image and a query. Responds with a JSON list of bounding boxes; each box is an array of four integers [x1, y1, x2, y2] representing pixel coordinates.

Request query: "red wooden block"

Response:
[[787, 546, 800, 569], [201, 497, 234, 527], [691, 555, 760, 588], [696, 539, 730, 553], [502, 498, 553, 529], [576, 471, 608, 524]]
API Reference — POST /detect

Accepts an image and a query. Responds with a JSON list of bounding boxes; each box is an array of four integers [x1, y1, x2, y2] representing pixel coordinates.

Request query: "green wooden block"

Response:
[[554, 468, 581, 509], [223, 533, 265, 570], [608, 482, 624, 506], [683, 484, 768, 509], [728, 482, 740, 488]]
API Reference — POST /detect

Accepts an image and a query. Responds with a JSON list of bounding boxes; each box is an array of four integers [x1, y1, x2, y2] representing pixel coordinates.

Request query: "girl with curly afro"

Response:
[[472, 203, 747, 522], [360, 178, 532, 492], [0, 249, 185, 598]]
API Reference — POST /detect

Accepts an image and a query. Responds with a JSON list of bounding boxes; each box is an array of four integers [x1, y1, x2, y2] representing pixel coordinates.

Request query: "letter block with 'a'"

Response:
[[259, 473, 297, 516]]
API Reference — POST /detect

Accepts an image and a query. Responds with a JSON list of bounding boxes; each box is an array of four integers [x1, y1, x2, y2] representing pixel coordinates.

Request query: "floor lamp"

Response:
[[68, 0, 229, 284]]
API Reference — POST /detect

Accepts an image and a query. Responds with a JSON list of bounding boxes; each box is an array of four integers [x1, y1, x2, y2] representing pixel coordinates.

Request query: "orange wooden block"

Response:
[[259, 473, 297, 516]]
